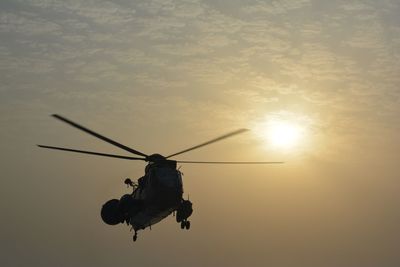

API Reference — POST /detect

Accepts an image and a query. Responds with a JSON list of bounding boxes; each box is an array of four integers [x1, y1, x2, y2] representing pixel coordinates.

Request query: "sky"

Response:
[[1, 0, 400, 266]]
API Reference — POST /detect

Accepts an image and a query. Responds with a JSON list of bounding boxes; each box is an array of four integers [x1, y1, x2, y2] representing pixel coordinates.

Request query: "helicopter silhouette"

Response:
[[38, 114, 283, 242]]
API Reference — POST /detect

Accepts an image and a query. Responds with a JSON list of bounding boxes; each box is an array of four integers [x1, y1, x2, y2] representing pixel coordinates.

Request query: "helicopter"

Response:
[[38, 114, 283, 242]]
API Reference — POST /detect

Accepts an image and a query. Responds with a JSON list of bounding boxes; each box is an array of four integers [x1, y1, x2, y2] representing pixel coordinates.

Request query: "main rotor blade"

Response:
[[167, 128, 249, 158], [51, 114, 148, 158], [38, 145, 147, 161], [176, 160, 284, 164]]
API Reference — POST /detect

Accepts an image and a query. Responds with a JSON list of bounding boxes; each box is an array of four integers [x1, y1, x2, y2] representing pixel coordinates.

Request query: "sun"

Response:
[[267, 120, 302, 149], [255, 114, 308, 151]]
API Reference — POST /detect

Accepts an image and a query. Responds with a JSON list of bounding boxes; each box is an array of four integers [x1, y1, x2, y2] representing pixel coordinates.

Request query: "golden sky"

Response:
[[1, 0, 399, 266]]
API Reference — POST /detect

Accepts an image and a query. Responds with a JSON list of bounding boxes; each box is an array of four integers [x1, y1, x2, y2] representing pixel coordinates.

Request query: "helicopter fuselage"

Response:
[[128, 159, 184, 231], [101, 156, 192, 241]]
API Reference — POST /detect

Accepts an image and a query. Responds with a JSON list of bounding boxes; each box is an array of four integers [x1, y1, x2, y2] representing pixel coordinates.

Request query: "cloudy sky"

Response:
[[1, 0, 399, 266]]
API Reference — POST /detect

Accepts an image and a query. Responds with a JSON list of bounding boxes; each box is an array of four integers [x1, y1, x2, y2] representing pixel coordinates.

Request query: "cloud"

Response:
[[242, 0, 311, 15], [0, 0, 399, 148], [0, 12, 61, 35], [22, 0, 136, 25]]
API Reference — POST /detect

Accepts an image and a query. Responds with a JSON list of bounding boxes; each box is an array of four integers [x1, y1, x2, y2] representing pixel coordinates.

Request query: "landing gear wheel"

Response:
[[133, 233, 138, 242], [185, 221, 191, 230], [180, 221, 185, 229]]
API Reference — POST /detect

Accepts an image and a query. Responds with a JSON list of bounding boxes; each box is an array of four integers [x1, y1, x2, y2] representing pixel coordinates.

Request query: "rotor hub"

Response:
[[146, 153, 166, 162]]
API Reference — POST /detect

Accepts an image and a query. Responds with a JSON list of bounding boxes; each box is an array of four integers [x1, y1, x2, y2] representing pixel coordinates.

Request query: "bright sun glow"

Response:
[[267, 120, 302, 149], [255, 113, 309, 151]]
